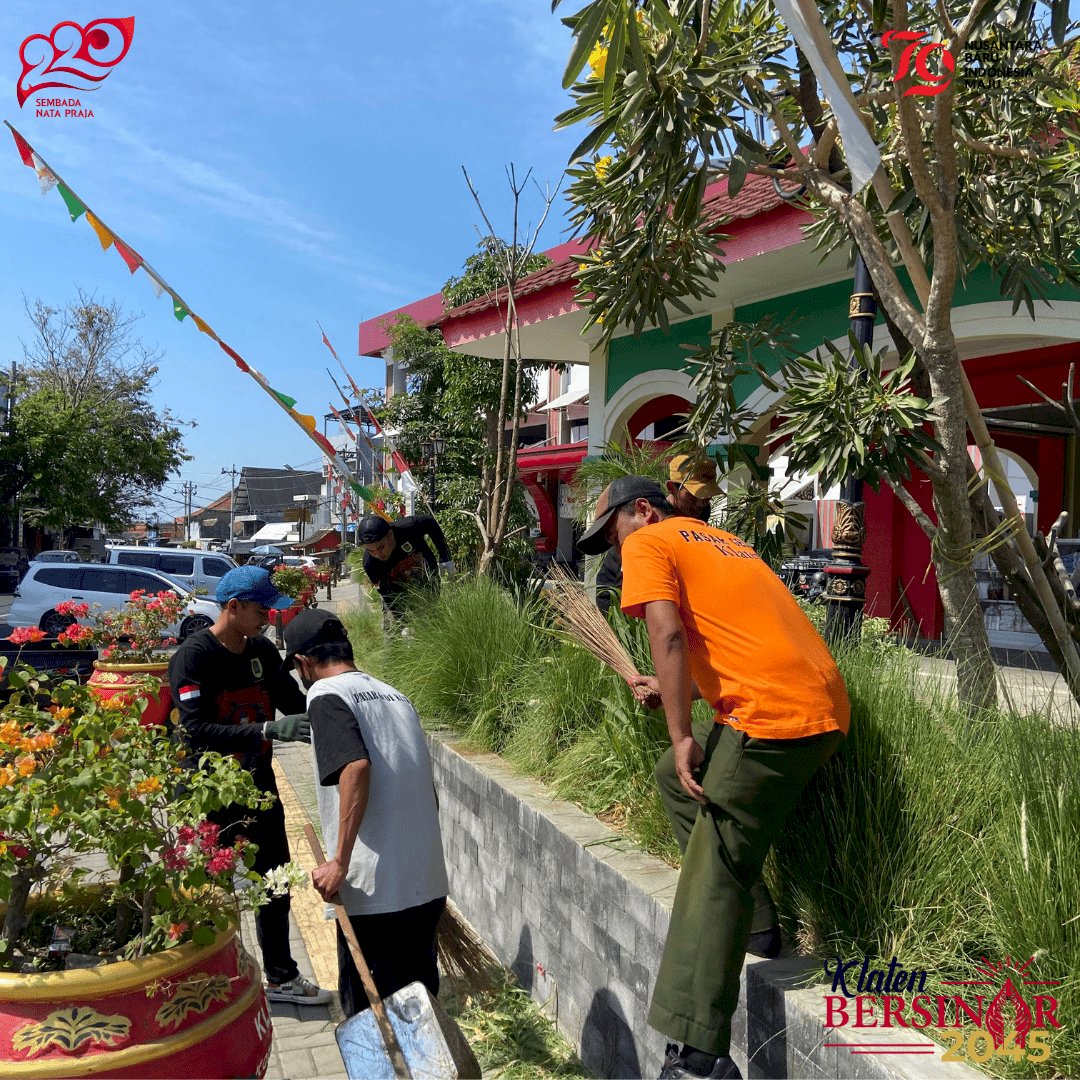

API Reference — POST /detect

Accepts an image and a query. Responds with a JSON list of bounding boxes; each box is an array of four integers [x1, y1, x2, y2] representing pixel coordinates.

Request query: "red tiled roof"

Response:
[[440, 172, 800, 323]]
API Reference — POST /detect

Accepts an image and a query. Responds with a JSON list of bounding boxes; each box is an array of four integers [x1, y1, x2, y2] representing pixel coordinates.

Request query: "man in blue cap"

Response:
[[168, 565, 331, 1005]]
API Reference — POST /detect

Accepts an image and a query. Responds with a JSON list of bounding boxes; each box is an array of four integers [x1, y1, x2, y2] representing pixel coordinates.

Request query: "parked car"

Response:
[[9, 563, 221, 639], [104, 546, 237, 597], [30, 550, 82, 564], [0, 546, 30, 593]]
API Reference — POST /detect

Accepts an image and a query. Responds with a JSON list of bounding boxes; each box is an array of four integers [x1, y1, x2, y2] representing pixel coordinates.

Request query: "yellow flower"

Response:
[[104, 785, 122, 810], [594, 155, 613, 181], [0, 842, 6, 857], [0, 721, 21, 746], [134, 776, 161, 795], [0, 767, 14, 788], [32, 733, 56, 751], [49, 804, 61, 818], [49, 706, 74, 721], [15, 755, 36, 777], [588, 43, 608, 80]]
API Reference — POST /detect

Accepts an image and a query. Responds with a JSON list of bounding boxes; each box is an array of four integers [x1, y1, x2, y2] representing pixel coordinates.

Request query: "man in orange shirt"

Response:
[[579, 477, 849, 1080]]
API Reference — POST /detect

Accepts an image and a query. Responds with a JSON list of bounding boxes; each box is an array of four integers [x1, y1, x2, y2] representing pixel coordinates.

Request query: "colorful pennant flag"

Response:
[[114, 236, 144, 274], [173, 299, 189, 322], [272, 389, 297, 409], [219, 341, 250, 372], [31, 153, 57, 194], [57, 183, 86, 222], [145, 270, 166, 298], [9, 126, 33, 167], [191, 314, 215, 338], [85, 211, 114, 251]]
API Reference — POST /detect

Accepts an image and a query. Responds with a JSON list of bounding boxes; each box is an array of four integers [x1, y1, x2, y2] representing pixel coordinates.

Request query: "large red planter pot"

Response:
[[87, 661, 172, 728], [0, 925, 271, 1078]]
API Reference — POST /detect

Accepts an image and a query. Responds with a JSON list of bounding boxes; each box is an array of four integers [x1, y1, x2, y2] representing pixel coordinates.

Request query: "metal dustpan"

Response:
[[336, 981, 480, 1079], [304, 824, 481, 1080]]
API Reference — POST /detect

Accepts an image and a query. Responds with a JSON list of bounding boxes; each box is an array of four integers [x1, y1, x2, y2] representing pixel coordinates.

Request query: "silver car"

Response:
[[9, 563, 220, 639]]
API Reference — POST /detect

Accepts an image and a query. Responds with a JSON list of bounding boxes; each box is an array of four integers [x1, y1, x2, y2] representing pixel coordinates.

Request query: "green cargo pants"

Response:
[[648, 722, 843, 1056], [654, 718, 778, 935]]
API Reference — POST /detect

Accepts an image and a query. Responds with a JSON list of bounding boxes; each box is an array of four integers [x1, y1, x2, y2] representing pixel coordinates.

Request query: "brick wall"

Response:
[[430, 734, 975, 1080]]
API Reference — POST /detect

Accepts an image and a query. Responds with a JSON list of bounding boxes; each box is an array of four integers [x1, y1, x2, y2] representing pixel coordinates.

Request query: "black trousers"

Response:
[[211, 765, 298, 986], [337, 896, 446, 1018]]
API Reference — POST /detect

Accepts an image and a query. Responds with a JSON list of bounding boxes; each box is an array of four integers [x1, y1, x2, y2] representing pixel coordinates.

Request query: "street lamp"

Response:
[[422, 436, 446, 514]]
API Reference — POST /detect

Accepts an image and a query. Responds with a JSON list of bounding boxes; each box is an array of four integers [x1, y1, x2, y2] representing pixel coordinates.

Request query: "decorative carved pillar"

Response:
[[825, 252, 876, 643]]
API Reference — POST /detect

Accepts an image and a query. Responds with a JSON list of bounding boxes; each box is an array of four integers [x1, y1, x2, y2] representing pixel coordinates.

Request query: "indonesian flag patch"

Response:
[[178, 684, 201, 702]]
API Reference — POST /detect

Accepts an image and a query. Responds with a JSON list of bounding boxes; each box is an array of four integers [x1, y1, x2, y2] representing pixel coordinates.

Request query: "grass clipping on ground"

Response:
[[443, 974, 585, 1079]]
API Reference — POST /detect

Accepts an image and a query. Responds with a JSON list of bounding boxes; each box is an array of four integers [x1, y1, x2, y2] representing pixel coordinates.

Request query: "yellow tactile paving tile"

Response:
[[273, 758, 343, 1021]]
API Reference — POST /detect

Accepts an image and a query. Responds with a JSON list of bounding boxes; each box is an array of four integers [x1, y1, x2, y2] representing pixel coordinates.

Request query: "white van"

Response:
[[105, 547, 236, 597]]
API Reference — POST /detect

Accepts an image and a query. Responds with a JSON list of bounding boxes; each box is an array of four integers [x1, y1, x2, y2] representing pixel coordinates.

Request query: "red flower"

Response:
[[207, 847, 237, 875], [196, 820, 220, 851], [8, 627, 46, 645], [177, 824, 196, 845], [162, 845, 190, 870]]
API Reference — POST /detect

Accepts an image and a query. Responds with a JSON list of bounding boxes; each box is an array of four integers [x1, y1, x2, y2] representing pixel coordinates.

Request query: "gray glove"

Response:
[[262, 714, 311, 743]]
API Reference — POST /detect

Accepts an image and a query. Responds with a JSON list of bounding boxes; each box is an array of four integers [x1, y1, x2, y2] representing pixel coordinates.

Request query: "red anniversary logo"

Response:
[[881, 29, 955, 96], [17, 18, 135, 107]]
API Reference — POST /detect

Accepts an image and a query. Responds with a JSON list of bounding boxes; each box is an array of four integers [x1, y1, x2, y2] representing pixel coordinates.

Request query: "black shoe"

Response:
[[747, 925, 782, 959], [658, 1044, 743, 1079]]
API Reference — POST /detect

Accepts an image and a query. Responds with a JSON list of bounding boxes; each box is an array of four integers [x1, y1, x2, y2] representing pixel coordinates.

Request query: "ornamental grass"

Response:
[[341, 577, 1079, 1079]]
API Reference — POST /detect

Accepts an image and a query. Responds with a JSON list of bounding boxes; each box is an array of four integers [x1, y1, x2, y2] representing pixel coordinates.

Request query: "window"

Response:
[[117, 551, 158, 569], [36, 568, 81, 588], [124, 571, 174, 595], [202, 558, 232, 578], [80, 568, 128, 593], [158, 554, 195, 576]]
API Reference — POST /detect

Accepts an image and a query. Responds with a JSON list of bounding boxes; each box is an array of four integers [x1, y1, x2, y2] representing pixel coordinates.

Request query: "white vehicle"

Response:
[[257, 554, 320, 571], [9, 563, 221, 639], [104, 546, 236, 597]]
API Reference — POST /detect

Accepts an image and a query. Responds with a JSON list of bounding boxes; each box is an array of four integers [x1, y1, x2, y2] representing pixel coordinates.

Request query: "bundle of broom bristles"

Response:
[[542, 563, 644, 690]]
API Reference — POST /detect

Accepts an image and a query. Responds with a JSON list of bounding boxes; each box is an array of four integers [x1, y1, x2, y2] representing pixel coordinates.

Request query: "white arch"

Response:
[[601, 370, 696, 446]]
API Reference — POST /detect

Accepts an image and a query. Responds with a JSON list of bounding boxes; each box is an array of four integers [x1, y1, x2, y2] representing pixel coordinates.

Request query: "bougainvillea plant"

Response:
[[0, 658, 301, 970], [269, 564, 330, 610], [51, 590, 190, 663]]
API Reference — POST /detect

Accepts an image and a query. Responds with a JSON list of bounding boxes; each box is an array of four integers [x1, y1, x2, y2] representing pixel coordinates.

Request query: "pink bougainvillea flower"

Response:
[[207, 846, 237, 875], [197, 820, 221, 851], [167, 922, 189, 940], [177, 824, 196, 845], [8, 627, 46, 645], [55, 601, 90, 618]]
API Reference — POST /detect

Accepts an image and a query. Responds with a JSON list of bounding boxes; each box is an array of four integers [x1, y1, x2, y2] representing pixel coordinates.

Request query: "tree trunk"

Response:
[[1, 868, 33, 963], [923, 343, 997, 715]]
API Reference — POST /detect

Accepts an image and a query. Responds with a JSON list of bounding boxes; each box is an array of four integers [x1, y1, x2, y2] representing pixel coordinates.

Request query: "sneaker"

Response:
[[265, 974, 332, 1005], [658, 1044, 742, 1080]]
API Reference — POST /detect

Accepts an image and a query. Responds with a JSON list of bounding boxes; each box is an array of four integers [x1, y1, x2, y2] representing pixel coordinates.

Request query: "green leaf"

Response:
[[191, 925, 216, 946], [563, 2, 610, 89], [727, 155, 748, 198]]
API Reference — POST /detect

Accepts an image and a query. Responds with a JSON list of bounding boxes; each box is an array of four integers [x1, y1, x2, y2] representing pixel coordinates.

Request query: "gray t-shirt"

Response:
[[308, 670, 448, 916]]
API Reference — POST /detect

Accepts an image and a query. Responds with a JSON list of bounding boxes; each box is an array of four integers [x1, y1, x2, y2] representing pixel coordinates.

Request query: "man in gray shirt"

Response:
[[284, 609, 448, 1016]]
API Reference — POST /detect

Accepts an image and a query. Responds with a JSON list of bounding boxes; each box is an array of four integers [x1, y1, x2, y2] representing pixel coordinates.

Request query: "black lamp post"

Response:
[[824, 251, 877, 642], [422, 436, 446, 514]]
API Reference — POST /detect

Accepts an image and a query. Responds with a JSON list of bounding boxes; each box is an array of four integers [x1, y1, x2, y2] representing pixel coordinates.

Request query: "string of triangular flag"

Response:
[[318, 324, 419, 499], [5, 121, 390, 522]]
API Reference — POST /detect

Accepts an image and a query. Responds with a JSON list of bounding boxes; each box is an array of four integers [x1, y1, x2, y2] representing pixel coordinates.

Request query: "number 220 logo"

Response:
[[17, 18, 135, 107]]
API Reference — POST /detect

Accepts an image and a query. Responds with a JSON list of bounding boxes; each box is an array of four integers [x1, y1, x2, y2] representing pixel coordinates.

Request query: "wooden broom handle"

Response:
[[303, 822, 412, 1079]]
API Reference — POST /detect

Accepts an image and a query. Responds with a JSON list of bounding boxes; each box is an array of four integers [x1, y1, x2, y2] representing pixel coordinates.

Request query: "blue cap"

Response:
[[215, 565, 295, 609]]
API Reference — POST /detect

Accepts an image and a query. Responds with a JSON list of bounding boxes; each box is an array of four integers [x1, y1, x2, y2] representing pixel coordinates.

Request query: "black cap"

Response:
[[283, 608, 348, 667], [358, 515, 391, 543], [578, 476, 666, 555]]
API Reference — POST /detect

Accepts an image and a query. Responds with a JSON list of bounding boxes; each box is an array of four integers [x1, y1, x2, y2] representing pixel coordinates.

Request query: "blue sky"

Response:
[[0, 2, 577, 522]]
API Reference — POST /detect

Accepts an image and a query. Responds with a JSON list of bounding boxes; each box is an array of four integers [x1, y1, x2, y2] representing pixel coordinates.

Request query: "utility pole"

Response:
[[180, 481, 197, 542], [2, 361, 17, 547], [222, 465, 239, 553]]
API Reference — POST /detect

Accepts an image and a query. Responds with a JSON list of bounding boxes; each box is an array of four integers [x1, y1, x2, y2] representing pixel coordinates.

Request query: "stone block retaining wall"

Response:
[[430, 734, 975, 1080]]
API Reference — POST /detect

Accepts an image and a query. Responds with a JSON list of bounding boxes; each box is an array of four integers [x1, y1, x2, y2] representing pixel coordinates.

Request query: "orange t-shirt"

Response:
[[620, 517, 849, 739]]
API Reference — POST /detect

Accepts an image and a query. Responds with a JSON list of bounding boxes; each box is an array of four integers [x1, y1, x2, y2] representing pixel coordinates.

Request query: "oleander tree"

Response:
[[552, 0, 1080, 712]]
